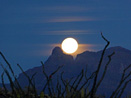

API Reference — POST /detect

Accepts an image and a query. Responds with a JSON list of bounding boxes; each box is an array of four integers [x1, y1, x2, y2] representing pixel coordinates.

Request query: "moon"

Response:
[[61, 37, 78, 54]]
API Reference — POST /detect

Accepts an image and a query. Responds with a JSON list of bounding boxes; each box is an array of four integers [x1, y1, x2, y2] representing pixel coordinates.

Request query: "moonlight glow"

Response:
[[61, 38, 78, 54]]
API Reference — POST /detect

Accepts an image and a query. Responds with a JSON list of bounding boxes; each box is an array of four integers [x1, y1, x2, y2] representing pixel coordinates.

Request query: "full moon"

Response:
[[61, 37, 78, 54]]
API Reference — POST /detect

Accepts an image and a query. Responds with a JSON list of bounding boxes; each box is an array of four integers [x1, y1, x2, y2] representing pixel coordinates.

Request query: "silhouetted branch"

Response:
[[0, 52, 14, 76], [94, 52, 115, 93], [0, 63, 17, 97], [60, 72, 67, 97], [17, 64, 37, 97], [41, 61, 51, 94], [60, 71, 74, 97], [90, 32, 110, 98], [61, 72, 66, 87], [41, 61, 52, 95], [75, 70, 84, 91], [1, 72, 8, 94], [118, 79, 131, 98], [50, 65, 64, 77], [41, 61, 48, 79], [41, 61, 63, 96], [73, 69, 84, 97], [79, 71, 96, 96], [70, 69, 83, 92], [56, 75, 62, 98], [110, 64, 131, 98], [0, 52, 25, 96]]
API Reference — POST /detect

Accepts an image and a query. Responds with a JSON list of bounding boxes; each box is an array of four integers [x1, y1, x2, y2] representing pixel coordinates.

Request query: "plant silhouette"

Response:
[[0, 33, 131, 98]]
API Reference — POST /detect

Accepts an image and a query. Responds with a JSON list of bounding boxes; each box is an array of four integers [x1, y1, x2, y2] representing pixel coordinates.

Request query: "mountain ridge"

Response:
[[1, 46, 131, 97]]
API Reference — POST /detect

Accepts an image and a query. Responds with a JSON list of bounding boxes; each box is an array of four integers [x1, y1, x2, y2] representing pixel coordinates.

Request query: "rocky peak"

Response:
[[44, 47, 74, 67], [52, 47, 63, 55]]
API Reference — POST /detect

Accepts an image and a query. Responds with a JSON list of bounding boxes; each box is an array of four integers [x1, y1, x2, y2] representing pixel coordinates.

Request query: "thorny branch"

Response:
[[94, 52, 115, 93], [41, 61, 63, 96], [90, 32, 110, 98], [110, 64, 131, 98]]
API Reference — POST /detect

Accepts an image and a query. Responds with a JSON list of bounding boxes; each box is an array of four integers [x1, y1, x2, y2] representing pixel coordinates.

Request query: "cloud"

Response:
[[40, 30, 97, 35], [47, 16, 97, 23]]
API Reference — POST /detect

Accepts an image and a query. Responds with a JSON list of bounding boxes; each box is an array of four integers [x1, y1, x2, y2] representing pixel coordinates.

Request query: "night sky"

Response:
[[0, 0, 131, 77]]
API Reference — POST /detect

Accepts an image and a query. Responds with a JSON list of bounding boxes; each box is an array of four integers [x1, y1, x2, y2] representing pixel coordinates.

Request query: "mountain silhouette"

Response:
[[3, 46, 131, 97]]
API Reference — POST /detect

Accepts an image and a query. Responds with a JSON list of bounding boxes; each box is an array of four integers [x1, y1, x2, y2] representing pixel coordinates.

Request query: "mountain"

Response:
[[2, 46, 131, 97]]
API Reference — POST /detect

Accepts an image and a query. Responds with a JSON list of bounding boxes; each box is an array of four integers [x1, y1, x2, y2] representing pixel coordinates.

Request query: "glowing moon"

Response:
[[61, 37, 78, 54]]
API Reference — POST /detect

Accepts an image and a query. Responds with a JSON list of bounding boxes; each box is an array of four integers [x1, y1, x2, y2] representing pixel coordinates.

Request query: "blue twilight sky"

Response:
[[0, 0, 131, 75]]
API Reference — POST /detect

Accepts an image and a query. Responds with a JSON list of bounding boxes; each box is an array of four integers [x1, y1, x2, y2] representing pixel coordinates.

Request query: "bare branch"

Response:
[[118, 79, 131, 98], [79, 71, 96, 93], [94, 52, 115, 93], [0, 63, 17, 96], [0, 52, 14, 75], [90, 32, 110, 98], [41, 61, 63, 96], [0, 52, 25, 96], [110, 64, 131, 98], [17, 64, 37, 97], [70, 69, 83, 92], [1, 72, 8, 94]]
